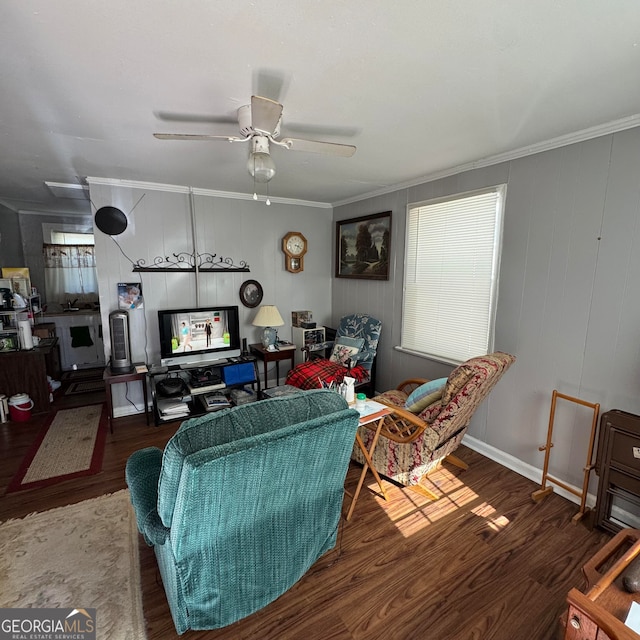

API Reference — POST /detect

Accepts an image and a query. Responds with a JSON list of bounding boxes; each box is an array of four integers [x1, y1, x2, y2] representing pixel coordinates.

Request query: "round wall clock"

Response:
[[239, 280, 263, 308], [282, 231, 308, 273]]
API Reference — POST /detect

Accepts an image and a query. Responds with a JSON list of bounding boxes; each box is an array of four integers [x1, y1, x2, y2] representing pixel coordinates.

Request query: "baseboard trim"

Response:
[[461, 434, 598, 510]]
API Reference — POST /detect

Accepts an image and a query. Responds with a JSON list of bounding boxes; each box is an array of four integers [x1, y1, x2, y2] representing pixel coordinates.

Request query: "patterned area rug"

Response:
[[6, 404, 108, 492], [0, 490, 147, 640]]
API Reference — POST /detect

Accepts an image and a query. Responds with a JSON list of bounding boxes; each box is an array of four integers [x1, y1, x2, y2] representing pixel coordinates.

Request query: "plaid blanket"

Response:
[[285, 359, 369, 390]]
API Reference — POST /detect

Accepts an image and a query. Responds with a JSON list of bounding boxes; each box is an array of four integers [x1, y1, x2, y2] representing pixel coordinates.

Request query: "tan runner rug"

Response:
[[0, 490, 146, 640], [6, 404, 107, 492]]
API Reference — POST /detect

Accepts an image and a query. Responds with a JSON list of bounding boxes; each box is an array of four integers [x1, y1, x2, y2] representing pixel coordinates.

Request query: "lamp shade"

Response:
[[252, 305, 284, 327], [252, 305, 284, 350]]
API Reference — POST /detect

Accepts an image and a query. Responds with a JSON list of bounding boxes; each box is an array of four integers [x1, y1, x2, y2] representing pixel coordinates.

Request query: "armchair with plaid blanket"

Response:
[[285, 313, 381, 395]]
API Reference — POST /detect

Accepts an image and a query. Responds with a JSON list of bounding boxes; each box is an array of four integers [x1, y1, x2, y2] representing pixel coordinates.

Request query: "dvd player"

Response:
[[188, 381, 226, 395]]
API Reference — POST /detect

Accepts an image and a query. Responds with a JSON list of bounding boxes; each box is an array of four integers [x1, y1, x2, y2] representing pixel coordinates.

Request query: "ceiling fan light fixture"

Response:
[[247, 136, 276, 183]]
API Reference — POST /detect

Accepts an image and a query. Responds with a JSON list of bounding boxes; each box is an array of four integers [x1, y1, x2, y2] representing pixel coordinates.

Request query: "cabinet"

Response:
[[292, 326, 326, 366], [595, 410, 640, 533], [0, 341, 59, 412], [149, 357, 260, 425]]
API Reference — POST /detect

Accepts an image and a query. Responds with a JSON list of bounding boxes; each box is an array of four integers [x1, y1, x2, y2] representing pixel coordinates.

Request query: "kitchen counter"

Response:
[[43, 309, 100, 317]]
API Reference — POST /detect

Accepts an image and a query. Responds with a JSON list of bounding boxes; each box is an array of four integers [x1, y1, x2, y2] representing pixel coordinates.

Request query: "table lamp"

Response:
[[252, 305, 284, 351]]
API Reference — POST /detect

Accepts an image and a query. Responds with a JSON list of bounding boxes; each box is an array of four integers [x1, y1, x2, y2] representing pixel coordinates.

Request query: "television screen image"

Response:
[[158, 305, 241, 367], [174, 311, 228, 353]]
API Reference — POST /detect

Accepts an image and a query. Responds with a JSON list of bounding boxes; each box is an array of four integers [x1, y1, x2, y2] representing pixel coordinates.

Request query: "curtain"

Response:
[[43, 244, 98, 305]]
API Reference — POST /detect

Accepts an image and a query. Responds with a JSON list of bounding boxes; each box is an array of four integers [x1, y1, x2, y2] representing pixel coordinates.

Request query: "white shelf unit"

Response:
[[292, 326, 326, 366]]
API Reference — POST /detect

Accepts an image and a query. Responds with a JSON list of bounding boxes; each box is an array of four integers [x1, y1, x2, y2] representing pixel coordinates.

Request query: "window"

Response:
[[51, 230, 95, 245], [42, 229, 97, 305], [401, 186, 505, 364]]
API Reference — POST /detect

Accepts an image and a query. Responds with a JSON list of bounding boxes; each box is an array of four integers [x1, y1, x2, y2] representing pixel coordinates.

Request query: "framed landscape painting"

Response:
[[335, 211, 391, 280]]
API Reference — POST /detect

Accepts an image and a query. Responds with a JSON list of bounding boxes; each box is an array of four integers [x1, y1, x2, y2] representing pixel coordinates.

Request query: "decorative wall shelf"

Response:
[[132, 252, 249, 273]]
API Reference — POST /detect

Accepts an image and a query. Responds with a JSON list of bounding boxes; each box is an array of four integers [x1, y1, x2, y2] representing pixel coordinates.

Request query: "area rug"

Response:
[[65, 379, 106, 395], [6, 404, 108, 493], [0, 490, 147, 640]]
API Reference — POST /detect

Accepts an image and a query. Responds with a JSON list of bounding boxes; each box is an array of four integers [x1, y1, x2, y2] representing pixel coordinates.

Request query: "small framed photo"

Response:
[[335, 211, 391, 280], [239, 280, 263, 308]]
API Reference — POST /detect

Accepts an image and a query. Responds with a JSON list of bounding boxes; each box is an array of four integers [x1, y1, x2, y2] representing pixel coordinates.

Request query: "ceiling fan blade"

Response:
[[283, 122, 360, 138], [153, 133, 245, 142], [251, 96, 283, 136], [280, 138, 356, 157], [155, 110, 237, 125]]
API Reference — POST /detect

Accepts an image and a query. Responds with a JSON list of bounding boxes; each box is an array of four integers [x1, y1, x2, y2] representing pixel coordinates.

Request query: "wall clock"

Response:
[[239, 280, 263, 308], [282, 232, 307, 274]]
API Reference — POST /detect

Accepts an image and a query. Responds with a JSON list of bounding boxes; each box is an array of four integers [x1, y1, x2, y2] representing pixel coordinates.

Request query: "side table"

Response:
[[345, 399, 392, 520], [103, 364, 149, 432], [249, 343, 296, 395]]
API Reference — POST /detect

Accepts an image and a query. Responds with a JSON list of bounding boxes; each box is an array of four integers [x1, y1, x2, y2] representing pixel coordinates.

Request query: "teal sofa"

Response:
[[125, 389, 359, 634]]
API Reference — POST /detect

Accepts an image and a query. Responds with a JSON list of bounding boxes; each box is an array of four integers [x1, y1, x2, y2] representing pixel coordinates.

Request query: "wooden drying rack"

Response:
[[532, 389, 600, 523]]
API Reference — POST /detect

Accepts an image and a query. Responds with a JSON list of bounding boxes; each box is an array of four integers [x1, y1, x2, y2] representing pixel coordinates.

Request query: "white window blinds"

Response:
[[402, 186, 505, 363]]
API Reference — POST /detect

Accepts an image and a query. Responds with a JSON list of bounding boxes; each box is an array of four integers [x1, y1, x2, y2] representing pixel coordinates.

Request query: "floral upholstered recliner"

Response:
[[351, 351, 515, 492]]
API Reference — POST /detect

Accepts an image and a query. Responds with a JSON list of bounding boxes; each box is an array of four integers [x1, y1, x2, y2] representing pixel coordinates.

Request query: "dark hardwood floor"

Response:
[[0, 389, 612, 640]]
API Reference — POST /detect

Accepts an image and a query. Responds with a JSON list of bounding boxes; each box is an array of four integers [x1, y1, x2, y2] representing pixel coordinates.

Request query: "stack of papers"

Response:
[[356, 399, 390, 424], [157, 397, 190, 417]]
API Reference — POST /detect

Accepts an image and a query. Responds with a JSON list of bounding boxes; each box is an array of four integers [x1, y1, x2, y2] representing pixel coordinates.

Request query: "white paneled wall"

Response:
[[334, 126, 640, 496], [90, 182, 332, 417]]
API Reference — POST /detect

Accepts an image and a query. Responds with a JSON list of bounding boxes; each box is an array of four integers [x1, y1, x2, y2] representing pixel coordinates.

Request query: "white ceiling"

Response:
[[1, 1, 639, 215]]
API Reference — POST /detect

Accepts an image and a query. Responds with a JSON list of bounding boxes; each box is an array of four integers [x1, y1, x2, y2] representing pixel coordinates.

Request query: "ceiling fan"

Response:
[[153, 96, 356, 186]]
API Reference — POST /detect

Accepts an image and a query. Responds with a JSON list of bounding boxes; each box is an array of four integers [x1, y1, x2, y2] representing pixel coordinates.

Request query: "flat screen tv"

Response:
[[158, 305, 241, 368]]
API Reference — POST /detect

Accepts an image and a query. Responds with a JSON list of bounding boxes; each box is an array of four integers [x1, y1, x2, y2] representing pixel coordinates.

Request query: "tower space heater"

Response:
[[109, 310, 133, 373]]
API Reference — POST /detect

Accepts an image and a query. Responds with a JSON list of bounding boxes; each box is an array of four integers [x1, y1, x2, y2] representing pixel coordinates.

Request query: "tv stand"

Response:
[[149, 356, 260, 425]]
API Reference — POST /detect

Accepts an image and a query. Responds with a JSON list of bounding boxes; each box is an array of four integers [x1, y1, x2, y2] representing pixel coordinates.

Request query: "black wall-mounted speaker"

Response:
[[109, 310, 133, 373], [95, 206, 128, 236]]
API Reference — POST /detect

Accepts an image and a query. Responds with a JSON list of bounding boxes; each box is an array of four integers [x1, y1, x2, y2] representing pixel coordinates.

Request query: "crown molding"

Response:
[[85, 177, 332, 209], [332, 114, 640, 207]]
